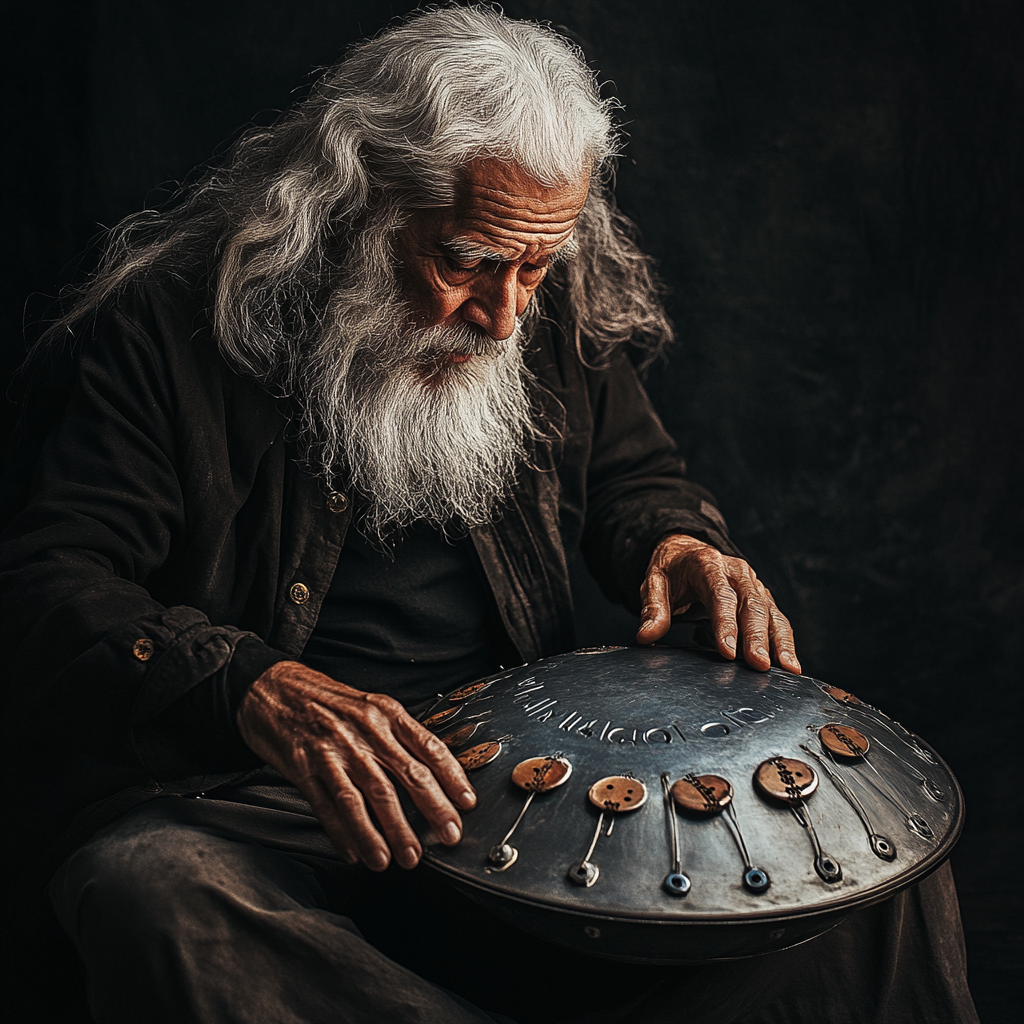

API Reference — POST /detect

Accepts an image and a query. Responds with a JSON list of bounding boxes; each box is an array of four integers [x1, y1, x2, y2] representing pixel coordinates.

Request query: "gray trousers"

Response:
[[51, 769, 979, 1024]]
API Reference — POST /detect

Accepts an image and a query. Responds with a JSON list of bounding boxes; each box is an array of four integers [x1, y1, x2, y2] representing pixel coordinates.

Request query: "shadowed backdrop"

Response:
[[2, 2, 1020, 1019]]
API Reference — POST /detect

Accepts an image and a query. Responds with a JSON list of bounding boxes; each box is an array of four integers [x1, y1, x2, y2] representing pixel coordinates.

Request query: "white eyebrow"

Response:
[[442, 231, 579, 265], [442, 237, 508, 262], [550, 233, 580, 265]]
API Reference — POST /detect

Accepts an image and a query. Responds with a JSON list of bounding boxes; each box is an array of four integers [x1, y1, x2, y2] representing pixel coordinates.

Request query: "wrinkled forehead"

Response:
[[444, 158, 590, 260]]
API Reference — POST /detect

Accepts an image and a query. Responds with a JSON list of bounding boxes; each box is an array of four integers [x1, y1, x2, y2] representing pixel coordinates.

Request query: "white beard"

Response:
[[330, 316, 535, 541]]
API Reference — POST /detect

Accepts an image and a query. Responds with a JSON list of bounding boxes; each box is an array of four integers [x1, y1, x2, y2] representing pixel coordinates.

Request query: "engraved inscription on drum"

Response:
[[496, 658, 805, 748], [511, 695, 784, 748], [819, 723, 870, 758]]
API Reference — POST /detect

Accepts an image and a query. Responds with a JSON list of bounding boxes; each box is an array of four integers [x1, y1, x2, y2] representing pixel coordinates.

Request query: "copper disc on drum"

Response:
[[457, 741, 503, 770], [822, 684, 861, 704], [588, 776, 648, 812], [820, 723, 870, 758], [441, 722, 479, 749], [447, 681, 490, 701], [423, 706, 461, 728], [754, 757, 818, 803], [670, 774, 734, 814], [511, 756, 573, 792]]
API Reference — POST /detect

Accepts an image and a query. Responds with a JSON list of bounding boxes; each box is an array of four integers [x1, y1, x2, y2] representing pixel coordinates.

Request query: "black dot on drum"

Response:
[[625, 796, 632, 802], [606, 784, 613, 789]]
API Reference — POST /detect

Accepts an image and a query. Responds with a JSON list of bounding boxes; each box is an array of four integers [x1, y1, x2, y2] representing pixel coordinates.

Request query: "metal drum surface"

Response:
[[409, 646, 963, 964]]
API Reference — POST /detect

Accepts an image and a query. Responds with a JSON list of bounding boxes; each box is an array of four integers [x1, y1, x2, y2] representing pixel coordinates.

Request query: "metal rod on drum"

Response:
[[499, 790, 535, 847], [661, 773, 691, 896], [568, 812, 605, 888]]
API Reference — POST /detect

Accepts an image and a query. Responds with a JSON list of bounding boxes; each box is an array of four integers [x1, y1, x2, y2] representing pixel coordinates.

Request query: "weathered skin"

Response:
[[394, 157, 589, 347], [237, 159, 800, 871], [637, 533, 801, 674]]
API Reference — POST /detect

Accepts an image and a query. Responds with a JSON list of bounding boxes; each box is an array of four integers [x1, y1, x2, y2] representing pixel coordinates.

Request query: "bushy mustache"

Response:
[[406, 321, 505, 361]]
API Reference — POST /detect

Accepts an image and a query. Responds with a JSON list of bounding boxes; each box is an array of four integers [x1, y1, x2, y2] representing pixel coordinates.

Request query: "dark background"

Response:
[[2, 1, 1021, 1019]]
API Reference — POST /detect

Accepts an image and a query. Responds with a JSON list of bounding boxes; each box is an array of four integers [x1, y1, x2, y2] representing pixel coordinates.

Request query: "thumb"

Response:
[[637, 568, 673, 645]]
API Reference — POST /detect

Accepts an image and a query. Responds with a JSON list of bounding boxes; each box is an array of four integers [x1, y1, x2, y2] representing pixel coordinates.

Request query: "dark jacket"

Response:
[[0, 275, 738, 872]]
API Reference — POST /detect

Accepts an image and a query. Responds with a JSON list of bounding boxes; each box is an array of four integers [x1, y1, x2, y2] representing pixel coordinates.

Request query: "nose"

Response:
[[460, 268, 519, 341]]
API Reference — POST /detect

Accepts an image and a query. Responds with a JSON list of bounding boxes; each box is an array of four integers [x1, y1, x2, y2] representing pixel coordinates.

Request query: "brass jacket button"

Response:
[[132, 638, 154, 661], [289, 582, 310, 604], [326, 492, 349, 514]]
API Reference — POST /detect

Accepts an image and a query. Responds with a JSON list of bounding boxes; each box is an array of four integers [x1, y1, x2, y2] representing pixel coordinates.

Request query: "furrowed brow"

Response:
[[440, 238, 508, 263], [441, 232, 579, 266], [548, 233, 580, 265]]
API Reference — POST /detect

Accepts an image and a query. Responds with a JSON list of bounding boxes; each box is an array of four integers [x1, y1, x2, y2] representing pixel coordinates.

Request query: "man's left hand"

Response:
[[636, 534, 801, 674]]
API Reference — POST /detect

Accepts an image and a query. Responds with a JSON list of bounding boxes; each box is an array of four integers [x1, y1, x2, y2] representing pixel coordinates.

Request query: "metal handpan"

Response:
[[410, 646, 963, 963]]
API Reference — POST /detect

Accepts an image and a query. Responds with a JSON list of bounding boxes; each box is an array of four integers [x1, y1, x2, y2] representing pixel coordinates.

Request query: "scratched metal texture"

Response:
[[410, 645, 963, 962]]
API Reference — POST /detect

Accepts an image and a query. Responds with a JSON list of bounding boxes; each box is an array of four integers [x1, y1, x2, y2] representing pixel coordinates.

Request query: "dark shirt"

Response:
[[302, 522, 519, 704]]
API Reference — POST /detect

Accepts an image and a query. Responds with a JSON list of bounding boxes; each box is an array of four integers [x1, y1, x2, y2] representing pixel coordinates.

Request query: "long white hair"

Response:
[[27, 5, 674, 489]]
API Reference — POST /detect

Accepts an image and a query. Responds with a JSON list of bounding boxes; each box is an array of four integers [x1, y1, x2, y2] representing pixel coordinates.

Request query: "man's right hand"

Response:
[[236, 661, 476, 871]]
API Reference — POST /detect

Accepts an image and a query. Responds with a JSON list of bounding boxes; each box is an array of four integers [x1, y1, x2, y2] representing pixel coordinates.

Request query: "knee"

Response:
[[51, 812, 239, 944]]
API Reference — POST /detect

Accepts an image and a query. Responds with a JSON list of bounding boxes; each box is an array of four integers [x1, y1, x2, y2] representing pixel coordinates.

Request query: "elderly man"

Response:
[[1, 6, 975, 1024]]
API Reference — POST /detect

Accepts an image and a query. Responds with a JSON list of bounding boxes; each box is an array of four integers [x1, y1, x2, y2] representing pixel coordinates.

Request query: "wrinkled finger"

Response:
[[694, 562, 740, 660], [637, 567, 673, 644], [373, 734, 467, 853], [769, 606, 801, 673], [312, 753, 393, 871], [300, 773, 370, 867], [392, 712, 476, 811], [347, 757, 426, 870], [736, 587, 772, 672]]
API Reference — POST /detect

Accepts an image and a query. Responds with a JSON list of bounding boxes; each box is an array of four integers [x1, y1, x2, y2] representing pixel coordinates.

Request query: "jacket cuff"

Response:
[[226, 635, 291, 713], [136, 633, 290, 778]]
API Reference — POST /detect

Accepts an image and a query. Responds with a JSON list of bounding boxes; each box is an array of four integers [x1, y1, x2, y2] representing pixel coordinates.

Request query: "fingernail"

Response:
[[442, 821, 461, 844], [370, 850, 389, 871], [641, 619, 655, 632], [402, 846, 420, 868], [460, 789, 476, 808], [755, 646, 769, 661], [724, 635, 736, 653]]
